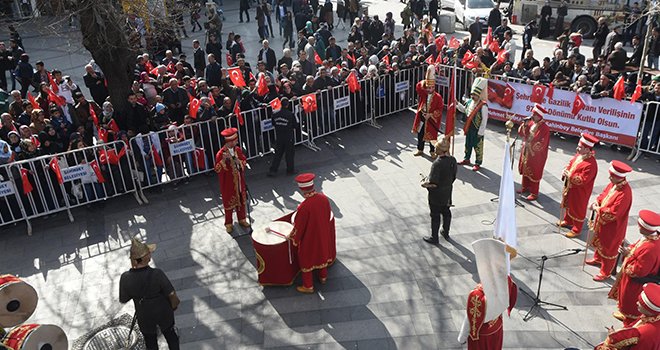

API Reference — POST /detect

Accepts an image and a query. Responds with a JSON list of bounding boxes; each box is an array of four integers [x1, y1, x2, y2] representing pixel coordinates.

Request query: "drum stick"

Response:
[[267, 228, 293, 264]]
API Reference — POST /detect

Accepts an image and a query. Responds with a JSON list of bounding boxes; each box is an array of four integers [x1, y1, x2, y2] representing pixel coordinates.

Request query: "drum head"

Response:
[[21, 324, 68, 350], [253, 221, 294, 245], [0, 280, 38, 328]]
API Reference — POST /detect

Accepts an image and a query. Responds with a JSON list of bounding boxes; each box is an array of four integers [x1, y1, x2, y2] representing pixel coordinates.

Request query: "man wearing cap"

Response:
[[119, 237, 180, 350], [517, 103, 550, 201], [559, 133, 599, 238], [215, 128, 250, 233], [596, 283, 660, 349], [289, 173, 336, 293], [412, 65, 444, 159], [586, 160, 634, 281], [457, 77, 488, 171], [608, 210, 660, 327], [422, 135, 457, 243]]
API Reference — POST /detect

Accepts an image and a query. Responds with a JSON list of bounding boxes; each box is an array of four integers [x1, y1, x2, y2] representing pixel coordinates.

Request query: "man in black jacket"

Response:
[[258, 40, 277, 72], [205, 54, 222, 87], [192, 40, 206, 78], [162, 78, 188, 125], [428, 0, 439, 32], [124, 92, 150, 135], [267, 97, 298, 176], [487, 1, 501, 31], [592, 17, 609, 60], [422, 135, 457, 243]]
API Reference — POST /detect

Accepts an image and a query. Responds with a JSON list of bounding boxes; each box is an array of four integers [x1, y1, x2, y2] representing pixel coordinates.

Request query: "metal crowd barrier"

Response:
[[632, 101, 660, 159], [4, 140, 142, 235]]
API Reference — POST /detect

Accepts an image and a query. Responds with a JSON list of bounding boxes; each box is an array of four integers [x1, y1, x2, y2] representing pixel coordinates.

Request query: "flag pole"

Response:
[[451, 55, 458, 156]]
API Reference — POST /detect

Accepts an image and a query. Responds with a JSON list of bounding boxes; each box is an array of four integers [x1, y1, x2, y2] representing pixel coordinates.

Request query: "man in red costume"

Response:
[[559, 133, 599, 238], [586, 160, 633, 281], [215, 128, 250, 234], [517, 103, 550, 201], [460, 277, 518, 350], [412, 65, 444, 159], [609, 210, 660, 327], [595, 283, 660, 349], [289, 173, 336, 293]]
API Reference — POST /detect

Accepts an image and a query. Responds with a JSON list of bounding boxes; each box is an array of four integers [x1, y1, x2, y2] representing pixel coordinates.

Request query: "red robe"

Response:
[[518, 119, 550, 194], [466, 278, 517, 350], [592, 181, 633, 266], [289, 191, 336, 273], [561, 152, 598, 230], [413, 81, 444, 142], [608, 236, 660, 326], [595, 315, 660, 349], [214, 145, 247, 211]]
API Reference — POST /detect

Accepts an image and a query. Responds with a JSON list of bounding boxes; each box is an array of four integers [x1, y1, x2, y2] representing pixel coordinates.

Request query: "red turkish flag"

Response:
[[145, 60, 154, 74], [20, 168, 33, 194], [97, 126, 108, 143], [208, 92, 216, 106], [530, 84, 547, 104], [496, 50, 508, 64], [151, 144, 163, 167], [612, 76, 625, 101], [448, 36, 460, 49], [233, 101, 244, 125], [383, 55, 390, 67], [461, 50, 475, 66], [314, 51, 323, 65], [166, 61, 175, 73], [572, 93, 586, 115], [630, 82, 642, 104], [435, 52, 443, 64], [89, 104, 99, 126], [108, 119, 120, 133], [27, 92, 39, 109], [434, 35, 446, 52], [502, 83, 515, 109], [483, 27, 493, 47], [488, 41, 500, 54], [249, 72, 256, 81], [546, 82, 554, 100], [47, 72, 59, 94], [49, 157, 63, 184], [347, 54, 356, 65], [47, 88, 66, 106], [257, 74, 269, 96], [188, 97, 201, 119], [89, 160, 105, 183], [270, 97, 282, 111], [302, 93, 317, 113], [347, 71, 361, 93], [226, 53, 234, 66], [227, 67, 246, 87], [425, 55, 434, 65]]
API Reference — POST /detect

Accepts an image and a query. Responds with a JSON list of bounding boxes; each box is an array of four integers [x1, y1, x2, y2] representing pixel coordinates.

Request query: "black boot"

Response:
[[423, 235, 439, 244], [440, 229, 449, 240]]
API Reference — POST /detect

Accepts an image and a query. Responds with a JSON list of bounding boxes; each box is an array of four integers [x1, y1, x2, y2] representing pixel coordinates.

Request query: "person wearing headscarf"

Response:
[[0, 139, 14, 165]]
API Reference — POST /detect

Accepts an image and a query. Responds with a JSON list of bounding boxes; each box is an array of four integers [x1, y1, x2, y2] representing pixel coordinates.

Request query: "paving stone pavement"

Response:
[[1, 109, 659, 349]]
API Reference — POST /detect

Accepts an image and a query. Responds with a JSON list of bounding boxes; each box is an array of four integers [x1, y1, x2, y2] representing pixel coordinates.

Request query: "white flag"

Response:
[[494, 141, 518, 265]]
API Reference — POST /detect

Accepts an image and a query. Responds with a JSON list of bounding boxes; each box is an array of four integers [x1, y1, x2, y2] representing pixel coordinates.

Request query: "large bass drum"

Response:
[[2, 324, 68, 350], [251, 221, 300, 286], [0, 275, 38, 328]]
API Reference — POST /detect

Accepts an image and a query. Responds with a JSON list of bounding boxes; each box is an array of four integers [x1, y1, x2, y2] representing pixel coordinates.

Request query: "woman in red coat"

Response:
[[214, 128, 250, 234], [289, 173, 336, 293], [587, 160, 633, 281], [609, 210, 660, 327], [517, 103, 550, 201], [559, 133, 599, 238]]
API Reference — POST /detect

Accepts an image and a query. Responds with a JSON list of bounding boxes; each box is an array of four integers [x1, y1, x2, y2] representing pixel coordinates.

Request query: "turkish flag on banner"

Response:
[[530, 84, 547, 104], [108, 119, 120, 133], [425, 55, 434, 65], [612, 76, 625, 101], [89, 160, 105, 183], [27, 93, 40, 109], [20, 168, 33, 194], [572, 93, 586, 115], [270, 97, 282, 111], [631, 82, 642, 104], [302, 93, 317, 113], [488, 41, 500, 54], [49, 157, 63, 184], [445, 68, 457, 137], [347, 71, 361, 93], [47, 72, 59, 94], [188, 97, 201, 119], [47, 88, 66, 106], [314, 51, 323, 65], [257, 74, 269, 96], [97, 126, 108, 143], [546, 82, 555, 100], [502, 83, 515, 109], [233, 101, 244, 125], [89, 104, 99, 126], [448, 36, 460, 49], [483, 27, 493, 46], [208, 92, 216, 106], [226, 53, 234, 66], [228, 67, 246, 87]]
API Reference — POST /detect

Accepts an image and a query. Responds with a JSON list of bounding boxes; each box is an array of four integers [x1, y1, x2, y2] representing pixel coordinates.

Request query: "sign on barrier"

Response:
[[62, 164, 91, 182], [334, 96, 351, 110], [436, 76, 449, 88], [0, 181, 15, 196], [487, 79, 644, 146], [169, 139, 196, 156], [261, 119, 274, 132], [395, 81, 410, 93]]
